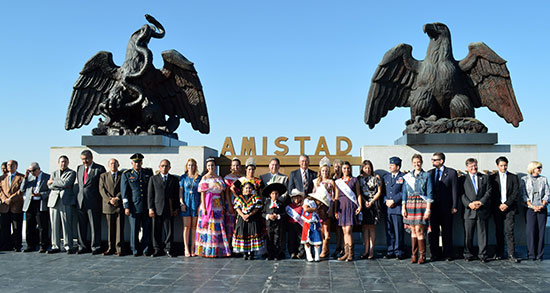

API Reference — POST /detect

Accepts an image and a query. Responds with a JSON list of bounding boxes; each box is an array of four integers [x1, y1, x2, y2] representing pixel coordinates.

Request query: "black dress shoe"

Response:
[[166, 251, 176, 258], [384, 254, 396, 259], [39, 248, 47, 253], [23, 248, 35, 252], [494, 255, 503, 260], [480, 257, 489, 263], [465, 256, 476, 261], [151, 251, 163, 257], [67, 249, 75, 255], [144, 251, 153, 257], [77, 249, 91, 254], [444, 256, 453, 261], [397, 254, 406, 260], [92, 250, 102, 255], [14, 248, 21, 252]]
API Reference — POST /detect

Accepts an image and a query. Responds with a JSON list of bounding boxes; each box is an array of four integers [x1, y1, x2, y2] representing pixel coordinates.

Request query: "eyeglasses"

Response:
[[431, 158, 441, 161], [537, 166, 543, 170]]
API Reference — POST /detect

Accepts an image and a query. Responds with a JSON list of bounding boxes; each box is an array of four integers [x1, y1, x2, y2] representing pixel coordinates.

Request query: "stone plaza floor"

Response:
[[1, 245, 549, 292]]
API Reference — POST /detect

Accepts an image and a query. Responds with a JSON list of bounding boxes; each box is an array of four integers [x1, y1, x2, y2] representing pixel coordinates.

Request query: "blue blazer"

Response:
[[383, 171, 404, 215]]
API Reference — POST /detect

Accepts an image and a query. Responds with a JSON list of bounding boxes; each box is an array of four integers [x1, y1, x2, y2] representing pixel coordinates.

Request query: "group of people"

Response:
[[0, 151, 547, 263]]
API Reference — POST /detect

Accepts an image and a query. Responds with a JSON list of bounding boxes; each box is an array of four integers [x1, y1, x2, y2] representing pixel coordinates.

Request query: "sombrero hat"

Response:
[[289, 188, 305, 198], [308, 190, 330, 207], [262, 183, 287, 197]]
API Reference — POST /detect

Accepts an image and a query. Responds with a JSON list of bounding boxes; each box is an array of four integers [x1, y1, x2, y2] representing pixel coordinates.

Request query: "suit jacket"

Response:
[[428, 166, 459, 211], [262, 197, 284, 227], [0, 173, 25, 213], [461, 173, 492, 220], [147, 173, 179, 217], [288, 168, 317, 194], [489, 171, 519, 211], [382, 171, 404, 215], [76, 162, 106, 212], [99, 171, 122, 214], [47, 168, 77, 208], [21, 172, 51, 212]]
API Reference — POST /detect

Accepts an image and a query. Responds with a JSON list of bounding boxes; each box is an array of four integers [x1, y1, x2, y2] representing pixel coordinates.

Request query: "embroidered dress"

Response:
[[336, 177, 359, 226], [223, 173, 240, 244], [300, 199, 323, 245], [402, 171, 433, 226], [179, 174, 202, 217], [195, 177, 231, 257], [233, 193, 266, 253], [313, 179, 334, 222], [358, 174, 382, 225]]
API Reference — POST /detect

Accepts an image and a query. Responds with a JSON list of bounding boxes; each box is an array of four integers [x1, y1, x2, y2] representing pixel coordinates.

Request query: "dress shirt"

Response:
[[33, 172, 43, 200], [499, 171, 507, 203]]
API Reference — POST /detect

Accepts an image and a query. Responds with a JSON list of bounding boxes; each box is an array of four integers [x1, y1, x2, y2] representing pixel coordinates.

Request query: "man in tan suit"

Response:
[[0, 160, 25, 251], [99, 158, 124, 256]]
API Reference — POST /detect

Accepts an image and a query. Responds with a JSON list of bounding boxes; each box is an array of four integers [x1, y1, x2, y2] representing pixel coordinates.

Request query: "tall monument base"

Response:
[[49, 135, 217, 175]]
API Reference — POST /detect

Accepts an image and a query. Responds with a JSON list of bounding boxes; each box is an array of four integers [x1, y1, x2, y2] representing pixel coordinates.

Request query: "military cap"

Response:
[[130, 153, 144, 162], [389, 156, 402, 165]]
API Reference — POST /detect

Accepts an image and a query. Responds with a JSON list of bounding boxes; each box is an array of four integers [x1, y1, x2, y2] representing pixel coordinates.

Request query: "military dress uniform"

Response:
[[383, 157, 405, 259], [121, 161, 154, 256]]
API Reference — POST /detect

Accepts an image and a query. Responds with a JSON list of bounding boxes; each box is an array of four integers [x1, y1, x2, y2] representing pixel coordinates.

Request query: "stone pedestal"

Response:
[[49, 136, 217, 175], [49, 136, 218, 243], [362, 134, 538, 247]]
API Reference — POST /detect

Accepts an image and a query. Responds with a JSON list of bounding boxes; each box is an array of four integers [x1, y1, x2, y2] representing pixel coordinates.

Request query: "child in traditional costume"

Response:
[[301, 189, 329, 262], [262, 183, 287, 260], [233, 181, 265, 260]]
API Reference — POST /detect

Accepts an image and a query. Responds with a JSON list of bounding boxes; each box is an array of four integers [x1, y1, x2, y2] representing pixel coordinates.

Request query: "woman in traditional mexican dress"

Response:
[[231, 157, 264, 198], [195, 158, 231, 258], [233, 181, 265, 259], [358, 160, 382, 259], [334, 161, 362, 262], [179, 158, 202, 257], [402, 154, 433, 264], [223, 157, 242, 252], [312, 157, 335, 259]]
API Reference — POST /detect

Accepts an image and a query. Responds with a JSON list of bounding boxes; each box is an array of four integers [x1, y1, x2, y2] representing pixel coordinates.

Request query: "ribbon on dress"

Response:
[[200, 192, 214, 228], [286, 205, 304, 226]]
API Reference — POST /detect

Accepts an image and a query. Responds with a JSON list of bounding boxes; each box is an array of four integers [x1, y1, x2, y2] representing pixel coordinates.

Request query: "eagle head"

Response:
[[423, 22, 450, 41]]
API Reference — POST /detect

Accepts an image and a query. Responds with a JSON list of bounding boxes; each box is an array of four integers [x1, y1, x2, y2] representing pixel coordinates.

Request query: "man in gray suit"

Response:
[[288, 155, 317, 195], [76, 150, 106, 254], [21, 162, 50, 252], [260, 158, 289, 198], [47, 155, 77, 254], [461, 158, 492, 262]]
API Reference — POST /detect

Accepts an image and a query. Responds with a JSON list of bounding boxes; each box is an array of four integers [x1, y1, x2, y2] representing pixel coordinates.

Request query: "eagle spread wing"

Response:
[[459, 42, 523, 127], [153, 49, 210, 134], [365, 44, 420, 129], [65, 51, 119, 130]]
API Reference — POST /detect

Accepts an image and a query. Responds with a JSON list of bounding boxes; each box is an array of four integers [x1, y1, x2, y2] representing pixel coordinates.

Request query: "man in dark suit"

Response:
[[76, 150, 106, 254], [99, 158, 124, 256], [122, 153, 154, 256], [382, 157, 405, 259], [21, 162, 50, 252], [428, 152, 458, 261], [148, 159, 179, 257], [0, 160, 25, 251], [288, 154, 317, 195], [489, 156, 520, 262], [461, 158, 492, 262]]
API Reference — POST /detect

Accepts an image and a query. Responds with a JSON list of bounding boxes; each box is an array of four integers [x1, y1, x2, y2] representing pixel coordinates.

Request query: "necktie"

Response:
[[163, 175, 167, 183], [302, 170, 308, 191], [8, 174, 14, 188], [112, 173, 116, 182], [84, 166, 89, 184], [436, 169, 440, 182], [472, 175, 477, 194]]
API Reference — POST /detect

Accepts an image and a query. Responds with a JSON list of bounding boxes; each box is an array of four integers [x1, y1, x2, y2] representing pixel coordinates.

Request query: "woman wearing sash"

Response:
[[223, 157, 242, 254], [402, 154, 433, 264], [331, 159, 345, 258], [179, 158, 202, 257], [358, 160, 382, 259], [312, 157, 335, 259], [195, 158, 231, 257], [334, 161, 362, 261]]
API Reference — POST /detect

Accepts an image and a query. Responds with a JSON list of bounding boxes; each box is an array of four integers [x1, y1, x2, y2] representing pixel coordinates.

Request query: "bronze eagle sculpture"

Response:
[[364, 22, 523, 133], [65, 14, 209, 138]]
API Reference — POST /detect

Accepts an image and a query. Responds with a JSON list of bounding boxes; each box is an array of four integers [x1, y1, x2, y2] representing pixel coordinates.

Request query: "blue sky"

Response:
[[0, 1, 547, 172]]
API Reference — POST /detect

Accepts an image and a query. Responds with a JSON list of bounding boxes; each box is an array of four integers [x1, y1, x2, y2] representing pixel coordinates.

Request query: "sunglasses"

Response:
[[536, 166, 543, 170]]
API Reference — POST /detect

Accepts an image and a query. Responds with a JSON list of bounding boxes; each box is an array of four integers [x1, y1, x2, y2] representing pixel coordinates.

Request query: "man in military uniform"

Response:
[[121, 153, 154, 256], [383, 156, 405, 260]]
